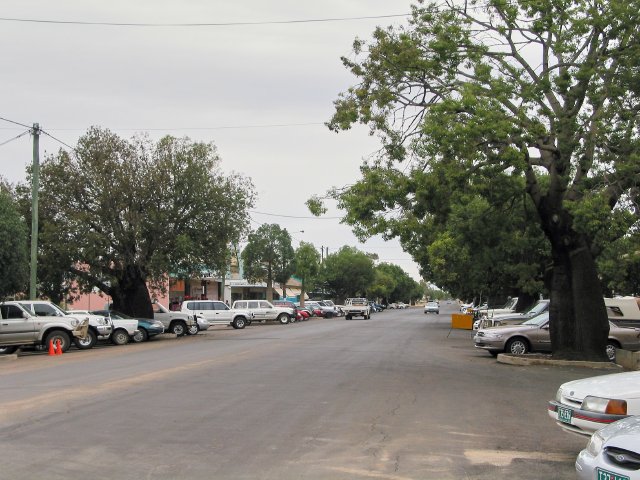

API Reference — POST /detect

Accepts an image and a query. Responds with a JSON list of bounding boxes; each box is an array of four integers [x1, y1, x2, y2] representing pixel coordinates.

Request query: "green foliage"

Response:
[[375, 263, 423, 303], [24, 128, 254, 314], [0, 185, 28, 299], [242, 224, 294, 298], [294, 242, 321, 292], [320, 246, 375, 300]]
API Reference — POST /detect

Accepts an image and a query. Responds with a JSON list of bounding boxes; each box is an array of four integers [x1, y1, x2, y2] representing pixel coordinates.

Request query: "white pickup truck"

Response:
[[152, 302, 199, 336], [343, 298, 371, 320]]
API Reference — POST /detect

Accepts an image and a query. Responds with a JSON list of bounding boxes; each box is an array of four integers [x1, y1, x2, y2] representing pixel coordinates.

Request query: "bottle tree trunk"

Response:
[[548, 236, 609, 361], [110, 266, 153, 319]]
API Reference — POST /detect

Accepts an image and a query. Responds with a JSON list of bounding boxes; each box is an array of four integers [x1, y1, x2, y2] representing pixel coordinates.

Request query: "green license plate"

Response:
[[597, 468, 630, 480], [557, 406, 573, 424]]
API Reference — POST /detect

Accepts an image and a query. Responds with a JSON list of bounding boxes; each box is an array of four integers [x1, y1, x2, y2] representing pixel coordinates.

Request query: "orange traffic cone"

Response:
[[48, 340, 56, 356], [56, 339, 63, 355]]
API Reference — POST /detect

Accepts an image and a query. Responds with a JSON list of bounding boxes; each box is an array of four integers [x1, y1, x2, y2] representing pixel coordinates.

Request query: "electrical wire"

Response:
[[0, 130, 30, 147], [250, 210, 342, 220], [0, 13, 410, 28], [0, 116, 32, 130]]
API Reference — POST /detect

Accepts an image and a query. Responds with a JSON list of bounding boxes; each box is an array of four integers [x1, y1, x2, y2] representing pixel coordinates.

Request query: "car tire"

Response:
[[111, 329, 129, 345], [606, 341, 620, 362], [277, 313, 290, 325], [187, 324, 199, 335], [345, 315, 351, 320], [0, 346, 18, 355], [489, 351, 499, 358], [505, 337, 529, 355], [74, 328, 97, 350], [132, 328, 148, 343], [45, 330, 71, 352], [171, 321, 187, 337], [232, 317, 246, 329]]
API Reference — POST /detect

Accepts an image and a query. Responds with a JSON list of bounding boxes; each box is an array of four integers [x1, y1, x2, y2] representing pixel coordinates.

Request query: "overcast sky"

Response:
[[0, 1, 423, 280]]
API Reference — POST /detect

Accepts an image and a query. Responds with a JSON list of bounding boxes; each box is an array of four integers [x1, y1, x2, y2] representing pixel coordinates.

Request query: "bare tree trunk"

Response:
[[548, 237, 609, 361], [111, 266, 153, 319]]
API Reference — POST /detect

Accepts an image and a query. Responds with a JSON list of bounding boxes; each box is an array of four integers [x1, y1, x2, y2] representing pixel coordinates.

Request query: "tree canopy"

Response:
[[26, 128, 254, 317], [323, 0, 640, 360], [293, 241, 321, 306], [0, 184, 28, 299], [241, 224, 294, 302], [320, 246, 376, 300]]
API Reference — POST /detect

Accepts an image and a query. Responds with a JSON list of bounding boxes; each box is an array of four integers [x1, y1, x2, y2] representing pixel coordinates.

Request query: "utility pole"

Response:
[[29, 123, 40, 300]]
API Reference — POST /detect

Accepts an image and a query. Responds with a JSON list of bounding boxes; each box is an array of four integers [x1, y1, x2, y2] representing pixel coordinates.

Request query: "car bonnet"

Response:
[[560, 370, 640, 401], [600, 415, 640, 451]]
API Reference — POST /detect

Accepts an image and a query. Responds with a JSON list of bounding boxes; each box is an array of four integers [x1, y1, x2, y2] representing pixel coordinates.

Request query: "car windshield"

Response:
[[522, 312, 549, 326], [526, 301, 548, 315]]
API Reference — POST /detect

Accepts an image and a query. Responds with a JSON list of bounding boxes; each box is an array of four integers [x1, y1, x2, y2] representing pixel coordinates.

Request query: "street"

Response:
[[0, 304, 600, 479]]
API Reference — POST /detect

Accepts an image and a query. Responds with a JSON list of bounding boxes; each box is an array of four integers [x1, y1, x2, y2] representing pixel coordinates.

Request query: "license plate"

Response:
[[597, 468, 630, 480], [557, 406, 573, 424]]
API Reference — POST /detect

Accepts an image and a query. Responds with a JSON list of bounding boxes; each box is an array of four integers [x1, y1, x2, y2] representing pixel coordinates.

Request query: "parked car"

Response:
[[424, 301, 440, 314], [19, 301, 112, 350], [232, 300, 294, 324], [68, 309, 138, 346], [152, 301, 198, 336], [474, 299, 550, 330], [180, 300, 253, 329], [0, 302, 88, 354], [575, 415, 640, 479], [474, 313, 640, 361], [90, 310, 164, 342], [606, 296, 640, 327], [548, 370, 640, 437], [273, 300, 302, 320], [343, 298, 371, 320]]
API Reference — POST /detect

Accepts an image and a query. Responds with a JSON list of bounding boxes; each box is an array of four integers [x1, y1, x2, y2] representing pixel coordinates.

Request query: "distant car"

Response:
[[91, 310, 164, 342], [424, 301, 440, 314], [575, 415, 640, 479], [473, 299, 550, 330], [548, 370, 640, 437], [474, 313, 640, 360], [273, 300, 300, 321]]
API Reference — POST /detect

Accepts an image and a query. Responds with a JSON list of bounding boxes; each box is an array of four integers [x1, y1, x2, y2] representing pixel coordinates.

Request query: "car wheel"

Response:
[[74, 328, 97, 350], [277, 313, 290, 324], [506, 337, 529, 355], [111, 329, 129, 345], [606, 341, 620, 362], [171, 321, 187, 337], [131, 328, 148, 343], [232, 317, 246, 329], [187, 324, 199, 335], [45, 330, 71, 352], [0, 346, 18, 355]]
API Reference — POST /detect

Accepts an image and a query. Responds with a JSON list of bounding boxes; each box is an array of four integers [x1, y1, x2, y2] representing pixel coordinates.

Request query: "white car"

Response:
[[232, 300, 294, 324], [576, 415, 640, 479], [548, 371, 640, 436]]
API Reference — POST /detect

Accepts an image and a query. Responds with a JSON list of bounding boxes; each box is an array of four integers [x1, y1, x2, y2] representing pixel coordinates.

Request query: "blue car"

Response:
[[91, 310, 165, 342]]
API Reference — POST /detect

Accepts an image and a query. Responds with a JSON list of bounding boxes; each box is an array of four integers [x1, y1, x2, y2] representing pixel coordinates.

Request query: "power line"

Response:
[[1, 122, 324, 132], [0, 116, 32, 130], [40, 130, 77, 152], [0, 13, 410, 28], [250, 210, 341, 220], [0, 130, 30, 147]]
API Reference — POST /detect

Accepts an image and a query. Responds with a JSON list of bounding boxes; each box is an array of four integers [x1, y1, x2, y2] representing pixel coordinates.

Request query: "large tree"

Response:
[[241, 224, 294, 302], [325, 0, 640, 360], [321, 246, 375, 300], [30, 128, 254, 317], [293, 241, 321, 307], [0, 184, 28, 299]]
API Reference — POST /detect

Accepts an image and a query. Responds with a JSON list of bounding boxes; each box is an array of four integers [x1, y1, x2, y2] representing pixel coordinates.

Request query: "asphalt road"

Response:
[[0, 304, 608, 479]]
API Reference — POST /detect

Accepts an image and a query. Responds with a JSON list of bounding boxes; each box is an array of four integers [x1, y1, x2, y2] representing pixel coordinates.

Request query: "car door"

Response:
[[0, 304, 36, 344], [248, 301, 264, 320], [212, 301, 232, 324], [528, 321, 552, 351], [190, 302, 216, 323]]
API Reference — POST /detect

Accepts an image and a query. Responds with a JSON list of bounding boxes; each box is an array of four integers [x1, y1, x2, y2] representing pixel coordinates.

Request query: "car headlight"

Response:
[[582, 396, 627, 415], [585, 430, 605, 456], [69, 319, 79, 327], [555, 388, 563, 402], [153, 321, 163, 327]]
